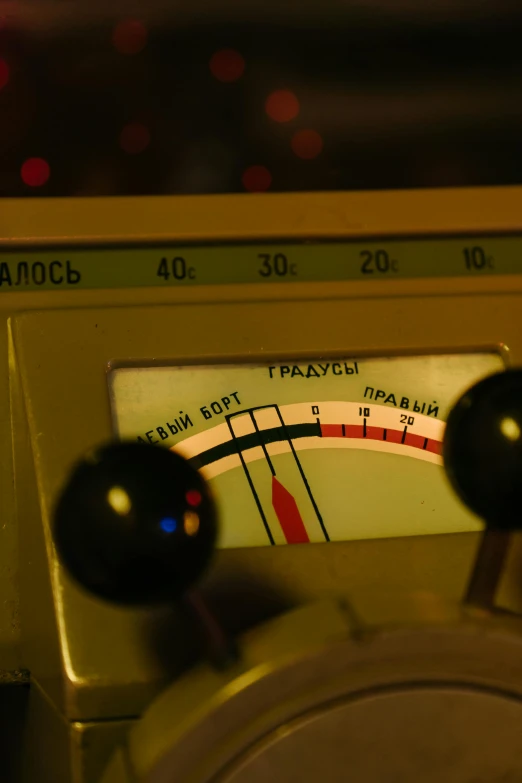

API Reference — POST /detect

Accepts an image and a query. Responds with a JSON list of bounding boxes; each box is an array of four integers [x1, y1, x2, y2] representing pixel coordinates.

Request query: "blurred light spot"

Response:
[[242, 165, 272, 192], [0, 59, 9, 91], [186, 489, 202, 508], [265, 90, 299, 123], [107, 486, 132, 516], [160, 517, 177, 533], [500, 416, 521, 442], [184, 511, 200, 536], [210, 49, 245, 82], [119, 122, 150, 155], [112, 19, 148, 55], [21, 158, 50, 187], [291, 129, 323, 160]]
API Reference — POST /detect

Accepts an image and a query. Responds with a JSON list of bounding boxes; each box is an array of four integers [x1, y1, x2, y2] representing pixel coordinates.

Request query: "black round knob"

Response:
[[54, 442, 217, 604], [443, 369, 522, 530]]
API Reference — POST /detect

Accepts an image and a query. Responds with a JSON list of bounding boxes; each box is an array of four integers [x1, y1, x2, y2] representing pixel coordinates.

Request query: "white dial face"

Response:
[[110, 352, 503, 548]]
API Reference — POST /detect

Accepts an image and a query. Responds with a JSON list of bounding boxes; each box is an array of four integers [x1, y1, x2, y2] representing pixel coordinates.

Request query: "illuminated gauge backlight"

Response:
[[109, 353, 503, 548]]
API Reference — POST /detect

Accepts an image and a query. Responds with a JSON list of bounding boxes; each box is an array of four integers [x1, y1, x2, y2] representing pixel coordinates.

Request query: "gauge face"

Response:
[[110, 353, 503, 548]]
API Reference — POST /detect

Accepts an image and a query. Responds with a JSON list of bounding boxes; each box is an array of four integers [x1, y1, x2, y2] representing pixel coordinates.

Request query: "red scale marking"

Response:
[[321, 423, 343, 438], [426, 439, 442, 455], [385, 428, 403, 444], [318, 422, 443, 455], [365, 426, 384, 441], [405, 432, 425, 450], [272, 476, 310, 544]]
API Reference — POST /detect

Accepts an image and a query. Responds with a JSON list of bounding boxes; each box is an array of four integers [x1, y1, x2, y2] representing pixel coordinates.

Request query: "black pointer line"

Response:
[[274, 405, 330, 543], [250, 411, 276, 476], [225, 416, 275, 545]]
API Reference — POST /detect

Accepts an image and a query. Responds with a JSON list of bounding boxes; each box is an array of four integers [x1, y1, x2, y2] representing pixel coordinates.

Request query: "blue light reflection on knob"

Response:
[[160, 517, 177, 534]]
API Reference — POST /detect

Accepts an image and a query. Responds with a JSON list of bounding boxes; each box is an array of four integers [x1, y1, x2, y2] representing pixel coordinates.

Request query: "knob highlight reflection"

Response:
[[54, 442, 217, 604]]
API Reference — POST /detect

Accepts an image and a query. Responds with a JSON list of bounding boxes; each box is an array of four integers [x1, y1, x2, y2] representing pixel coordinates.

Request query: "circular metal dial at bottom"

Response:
[[219, 687, 522, 782], [133, 609, 522, 783]]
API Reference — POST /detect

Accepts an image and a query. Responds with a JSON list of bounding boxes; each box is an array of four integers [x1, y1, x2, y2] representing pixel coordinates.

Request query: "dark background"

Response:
[[1, 0, 522, 196]]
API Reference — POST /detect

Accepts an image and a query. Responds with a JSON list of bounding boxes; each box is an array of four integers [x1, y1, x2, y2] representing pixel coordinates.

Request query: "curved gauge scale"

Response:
[[110, 352, 503, 548]]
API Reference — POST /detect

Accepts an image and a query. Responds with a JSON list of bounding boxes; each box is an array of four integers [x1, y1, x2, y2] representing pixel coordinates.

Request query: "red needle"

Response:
[[272, 476, 310, 544]]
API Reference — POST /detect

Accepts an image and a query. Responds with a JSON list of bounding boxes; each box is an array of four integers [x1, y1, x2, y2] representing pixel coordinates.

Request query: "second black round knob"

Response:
[[54, 442, 217, 604], [443, 369, 522, 530]]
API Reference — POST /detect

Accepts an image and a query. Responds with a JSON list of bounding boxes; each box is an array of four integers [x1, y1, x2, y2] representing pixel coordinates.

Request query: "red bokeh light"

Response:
[[209, 49, 245, 82], [186, 489, 202, 508], [21, 158, 50, 187], [112, 19, 148, 55], [119, 122, 151, 155], [0, 59, 10, 91], [265, 90, 300, 123], [291, 129, 323, 160], [242, 165, 272, 192]]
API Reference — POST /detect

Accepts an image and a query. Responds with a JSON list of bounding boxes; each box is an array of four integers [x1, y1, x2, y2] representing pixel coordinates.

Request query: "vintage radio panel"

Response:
[[2, 190, 522, 780]]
